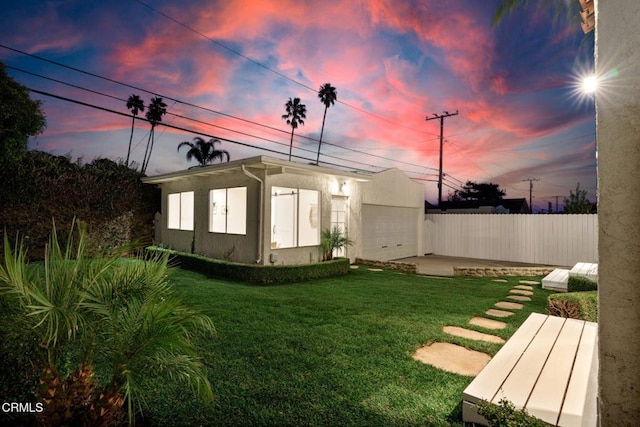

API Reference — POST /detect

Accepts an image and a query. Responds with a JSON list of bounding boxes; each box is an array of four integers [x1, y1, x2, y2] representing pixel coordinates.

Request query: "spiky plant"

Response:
[[0, 221, 215, 426], [320, 225, 353, 261]]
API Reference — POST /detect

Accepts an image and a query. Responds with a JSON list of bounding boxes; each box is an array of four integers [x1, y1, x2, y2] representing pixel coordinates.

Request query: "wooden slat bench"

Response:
[[462, 313, 598, 426], [568, 262, 598, 282], [542, 268, 570, 292]]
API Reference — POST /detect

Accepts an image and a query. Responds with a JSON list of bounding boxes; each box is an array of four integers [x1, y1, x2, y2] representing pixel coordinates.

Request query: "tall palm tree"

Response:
[[178, 136, 230, 166], [141, 97, 167, 174], [125, 94, 145, 168], [282, 97, 306, 161], [0, 222, 214, 426], [316, 83, 337, 164], [492, 0, 580, 26]]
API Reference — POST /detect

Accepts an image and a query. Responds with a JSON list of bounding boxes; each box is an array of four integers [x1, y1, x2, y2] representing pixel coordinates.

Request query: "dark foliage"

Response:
[[0, 62, 46, 159], [448, 181, 506, 202], [478, 398, 547, 427], [0, 151, 158, 260], [567, 275, 598, 292]]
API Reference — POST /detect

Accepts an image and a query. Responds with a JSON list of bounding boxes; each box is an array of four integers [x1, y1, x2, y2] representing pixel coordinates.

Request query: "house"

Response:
[[142, 156, 424, 265], [427, 198, 530, 214]]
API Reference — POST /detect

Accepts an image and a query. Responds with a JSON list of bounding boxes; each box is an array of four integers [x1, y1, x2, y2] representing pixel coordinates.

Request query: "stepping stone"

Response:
[[367, 268, 383, 272], [510, 289, 534, 296], [492, 279, 509, 283], [349, 265, 359, 269], [520, 280, 540, 285], [413, 342, 491, 376], [514, 285, 534, 291], [507, 295, 532, 302], [469, 317, 507, 330], [495, 301, 523, 310], [443, 326, 505, 344], [485, 308, 515, 318]]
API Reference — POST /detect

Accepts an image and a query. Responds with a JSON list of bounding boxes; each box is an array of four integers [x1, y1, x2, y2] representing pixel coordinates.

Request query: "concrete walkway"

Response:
[[397, 254, 560, 276]]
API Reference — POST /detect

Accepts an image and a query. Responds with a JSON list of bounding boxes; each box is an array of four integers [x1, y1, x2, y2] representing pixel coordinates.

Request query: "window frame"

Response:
[[167, 191, 194, 231], [209, 187, 247, 235], [270, 186, 320, 248]]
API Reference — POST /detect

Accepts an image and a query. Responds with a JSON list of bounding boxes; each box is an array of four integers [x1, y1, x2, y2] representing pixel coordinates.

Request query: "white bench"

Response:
[[542, 263, 598, 292], [569, 262, 598, 282], [542, 268, 570, 292], [463, 313, 598, 426]]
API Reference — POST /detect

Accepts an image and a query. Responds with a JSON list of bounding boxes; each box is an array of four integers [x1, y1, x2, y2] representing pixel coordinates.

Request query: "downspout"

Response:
[[241, 165, 264, 264]]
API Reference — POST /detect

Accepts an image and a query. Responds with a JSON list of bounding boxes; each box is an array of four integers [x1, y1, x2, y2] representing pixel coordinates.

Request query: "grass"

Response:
[[141, 266, 554, 426]]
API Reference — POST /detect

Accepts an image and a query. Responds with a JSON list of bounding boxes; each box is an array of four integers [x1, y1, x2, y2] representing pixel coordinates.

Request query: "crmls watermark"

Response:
[[1, 402, 44, 413]]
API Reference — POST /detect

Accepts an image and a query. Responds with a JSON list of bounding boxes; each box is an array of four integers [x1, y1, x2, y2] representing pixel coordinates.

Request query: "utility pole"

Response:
[[426, 110, 458, 207], [522, 178, 540, 213], [550, 195, 563, 213]]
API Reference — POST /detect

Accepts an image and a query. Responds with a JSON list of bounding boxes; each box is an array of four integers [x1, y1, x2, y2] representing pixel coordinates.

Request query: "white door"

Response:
[[362, 205, 418, 261], [331, 196, 348, 258]]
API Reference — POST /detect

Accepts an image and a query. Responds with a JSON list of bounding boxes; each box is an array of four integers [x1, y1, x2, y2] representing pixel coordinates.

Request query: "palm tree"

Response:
[[316, 83, 337, 164], [125, 94, 145, 168], [178, 136, 230, 166], [0, 222, 214, 426], [492, 0, 580, 26], [282, 97, 307, 161], [141, 97, 167, 174]]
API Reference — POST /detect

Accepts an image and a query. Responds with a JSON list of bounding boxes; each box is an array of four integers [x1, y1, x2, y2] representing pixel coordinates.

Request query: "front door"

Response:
[[331, 196, 348, 258]]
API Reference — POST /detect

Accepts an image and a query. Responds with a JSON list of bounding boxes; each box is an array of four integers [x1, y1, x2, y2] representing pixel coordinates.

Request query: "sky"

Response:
[[0, 0, 597, 211]]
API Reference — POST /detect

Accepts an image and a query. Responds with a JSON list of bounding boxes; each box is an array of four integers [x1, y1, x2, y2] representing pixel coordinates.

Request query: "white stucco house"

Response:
[[142, 156, 424, 265]]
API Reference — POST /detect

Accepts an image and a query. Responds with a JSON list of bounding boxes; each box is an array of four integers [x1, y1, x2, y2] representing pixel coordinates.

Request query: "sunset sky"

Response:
[[0, 0, 596, 211]]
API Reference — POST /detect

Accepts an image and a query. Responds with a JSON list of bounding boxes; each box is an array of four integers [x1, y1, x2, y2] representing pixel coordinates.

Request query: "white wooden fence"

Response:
[[424, 214, 598, 266]]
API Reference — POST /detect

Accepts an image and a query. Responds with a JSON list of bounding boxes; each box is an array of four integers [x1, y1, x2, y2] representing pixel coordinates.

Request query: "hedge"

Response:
[[547, 291, 598, 322], [567, 275, 598, 292], [146, 246, 350, 285]]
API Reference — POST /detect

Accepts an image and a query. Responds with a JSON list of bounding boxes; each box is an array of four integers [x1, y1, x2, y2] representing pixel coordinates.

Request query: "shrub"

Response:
[[0, 152, 158, 261], [0, 223, 215, 426], [548, 291, 598, 322], [146, 246, 350, 284], [320, 225, 353, 261], [477, 398, 547, 427], [567, 275, 597, 292]]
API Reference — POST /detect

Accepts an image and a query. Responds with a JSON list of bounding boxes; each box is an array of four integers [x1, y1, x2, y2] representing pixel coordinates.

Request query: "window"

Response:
[[209, 187, 247, 235], [167, 191, 194, 231], [271, 186, 319, 248]]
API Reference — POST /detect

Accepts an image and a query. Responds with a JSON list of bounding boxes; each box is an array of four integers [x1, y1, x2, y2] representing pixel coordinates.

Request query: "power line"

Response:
[[2, 45, 440, 174], [522, 178, 540, 213], [426, 110, 458, 207], [131, 0, 440, 138], [26, 87, 379, 174]]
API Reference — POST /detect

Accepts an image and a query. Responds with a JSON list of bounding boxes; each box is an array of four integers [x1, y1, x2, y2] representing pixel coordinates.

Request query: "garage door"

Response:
[[361, 205, 419, 261]]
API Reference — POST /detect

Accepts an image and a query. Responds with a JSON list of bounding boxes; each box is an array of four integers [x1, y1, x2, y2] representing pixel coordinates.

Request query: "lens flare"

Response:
[[582, 75, 599, 94]]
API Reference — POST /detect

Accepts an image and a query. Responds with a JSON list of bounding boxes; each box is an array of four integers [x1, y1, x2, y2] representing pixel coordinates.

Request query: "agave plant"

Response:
[[0, 221, 215, 426]]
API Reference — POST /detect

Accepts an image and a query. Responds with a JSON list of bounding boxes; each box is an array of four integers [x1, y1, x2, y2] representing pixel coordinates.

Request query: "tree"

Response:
[[492, 0, 580, 27], [0, 62, 46, 160], [321, 225, 353, 261], [282, 97, 307, 161], [141, 97, 167, 174], [563, 183, 594, 213], [0, 222, 214, 426], [178, 136, 230, 166], [125, 94, 145, 168], [316, 83, 337, 164], [450, 181, 506, 202]]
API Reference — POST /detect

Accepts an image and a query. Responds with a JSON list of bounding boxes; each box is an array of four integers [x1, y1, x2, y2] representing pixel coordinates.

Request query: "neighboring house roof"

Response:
[[429, 198, 530, 214], [141, 155, 372, 184]]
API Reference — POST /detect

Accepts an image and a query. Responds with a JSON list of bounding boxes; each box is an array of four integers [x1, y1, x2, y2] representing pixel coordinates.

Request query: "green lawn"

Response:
[[143, 266, 553, 426]]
